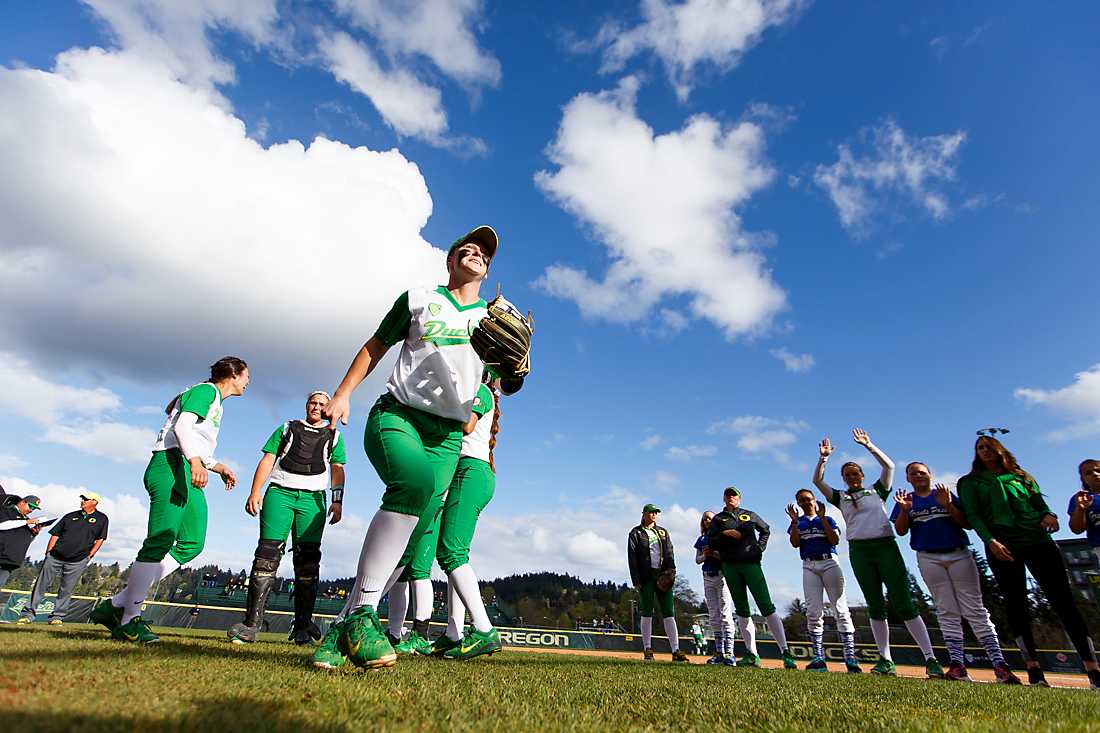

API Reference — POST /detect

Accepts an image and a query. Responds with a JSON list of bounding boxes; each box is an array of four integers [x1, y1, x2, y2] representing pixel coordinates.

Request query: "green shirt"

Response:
[[957, 470, 1053, 546]]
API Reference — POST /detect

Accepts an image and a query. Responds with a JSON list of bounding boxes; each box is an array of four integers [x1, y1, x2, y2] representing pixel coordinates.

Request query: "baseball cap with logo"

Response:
[[22, 495, 41, 510], [80, 492, 103, 503], [723, 486, 741, 498], [447, 225, 498, 261], [642, 503, 661, 513]]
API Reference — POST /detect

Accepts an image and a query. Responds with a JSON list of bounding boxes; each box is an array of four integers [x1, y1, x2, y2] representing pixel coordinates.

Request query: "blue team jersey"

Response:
[[790, 516, 838, 559], [1067, 492, 1100, 547], [890, 492, 969, 552], [694, 534, 722, 572]]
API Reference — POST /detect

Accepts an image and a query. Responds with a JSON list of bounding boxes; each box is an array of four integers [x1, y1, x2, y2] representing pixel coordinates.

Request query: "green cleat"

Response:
[[737, 653, 762, 668], [111, 616, 160, 644], [871, 658, 897, 676], [782, 650, 798, 670], [845, 660, 863, 674], [431, 634, 461, 657], [89, 598, 124, 632], [312, 620, 347, 670], [342, 607, 397, 669], [925, 657, 945, 679], [15, 617, 32, 625], [444, 627, 503, 660], [806, 657, 829, 672], [394, 630, 433, 656], [671, 650, 690, 662]]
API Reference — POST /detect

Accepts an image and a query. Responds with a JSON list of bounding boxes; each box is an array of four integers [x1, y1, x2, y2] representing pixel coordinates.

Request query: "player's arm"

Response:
[[695, 541, 707, 565], [813, 438, 838, 503], [892, 490, 911, 535], [664, 532, 675, 570], [785, 504, 800, 547], [328, 463, 345, 525], [327, 337, 392, 426], [246, 453, 276, 516], [821, 515, 840, 546], [462, 412, 480, 435], [1070, 492, 1091, 534], [854, 428, 894, 490], [753, 512, 771, 552], [45, 534, 59, 555], [627, 533, 641, 588]]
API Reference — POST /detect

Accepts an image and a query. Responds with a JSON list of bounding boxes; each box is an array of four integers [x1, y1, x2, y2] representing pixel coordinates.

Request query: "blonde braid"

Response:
[[488, 385, 501, 473]]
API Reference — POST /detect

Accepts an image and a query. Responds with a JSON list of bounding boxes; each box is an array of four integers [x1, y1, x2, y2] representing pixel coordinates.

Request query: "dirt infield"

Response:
[[507, 645, 1092, 689]]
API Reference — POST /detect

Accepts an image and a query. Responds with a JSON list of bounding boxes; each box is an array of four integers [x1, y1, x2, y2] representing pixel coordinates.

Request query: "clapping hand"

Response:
[[785, 503, 800, 521], [932, 483, 952, 507], [815, 500, 828, 517], [1076, 491, 1093, 512], [894, 489, 912, 511]]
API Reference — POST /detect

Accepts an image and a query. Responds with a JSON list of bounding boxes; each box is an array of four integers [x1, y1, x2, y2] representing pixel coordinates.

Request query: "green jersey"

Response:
[[152, 383, 223, 464]]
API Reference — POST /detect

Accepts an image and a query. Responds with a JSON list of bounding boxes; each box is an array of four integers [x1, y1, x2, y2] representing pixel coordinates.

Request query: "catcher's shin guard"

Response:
[[292, 542, 322, 631], [244, 539, 284, 628]]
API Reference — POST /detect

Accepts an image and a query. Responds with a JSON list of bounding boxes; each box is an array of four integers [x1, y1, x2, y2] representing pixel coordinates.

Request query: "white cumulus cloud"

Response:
[[708, 415, 808, 466], [666, 444, 718, 461], [769, 347, 814, 373], [598, 0, 811, 100], [1016, 364, 1100, 441], [0, 47, 448, 397], [534, 77, 786, 339], [813, 119, 966, 236]]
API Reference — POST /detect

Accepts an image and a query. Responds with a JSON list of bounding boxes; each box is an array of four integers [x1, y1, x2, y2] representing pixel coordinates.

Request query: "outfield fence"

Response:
[[1, 588, 1087, 674]]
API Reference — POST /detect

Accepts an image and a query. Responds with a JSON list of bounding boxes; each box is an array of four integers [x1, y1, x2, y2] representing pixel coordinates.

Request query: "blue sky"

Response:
[[1, 0, 1098, 609]]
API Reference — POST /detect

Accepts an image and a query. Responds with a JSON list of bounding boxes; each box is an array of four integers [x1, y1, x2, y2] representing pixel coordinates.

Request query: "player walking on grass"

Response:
[[785, 489, 860, 673], [893, 463, 1020, 684], [1069, 459, 1100, 563], [957, 437, 1100, 688], [227, 390, 346, 645], [431, 378, 506, 660], [627, 504, 688, 662], [707, 486, 796, 670], [91, 357, 248, 644], [812, 429, 943, 678], [695, 511, 735, 665], [311, 226, 507, 671]]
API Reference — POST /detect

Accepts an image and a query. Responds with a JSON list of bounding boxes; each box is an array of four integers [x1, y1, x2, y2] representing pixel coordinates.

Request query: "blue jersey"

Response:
[[1067, 492, 1100, 547], [694, 534, 722, 572], [790, 516, 838, 559], [890, 492, 969, 552]]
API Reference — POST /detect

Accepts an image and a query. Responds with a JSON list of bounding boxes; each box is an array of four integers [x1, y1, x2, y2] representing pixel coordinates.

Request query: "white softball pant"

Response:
[[702, 571, 735, 641], [802, 557, 854, 635], [916, 548, 996, 642]]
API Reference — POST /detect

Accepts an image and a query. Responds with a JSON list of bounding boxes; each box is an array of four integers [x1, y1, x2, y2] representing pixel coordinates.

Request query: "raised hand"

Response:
[[819, 438, 834, 458], [894, 488, 912, 511], [852, 428, 871, 447], [785, 503, 799, 521], [933, 483, 952, 507]]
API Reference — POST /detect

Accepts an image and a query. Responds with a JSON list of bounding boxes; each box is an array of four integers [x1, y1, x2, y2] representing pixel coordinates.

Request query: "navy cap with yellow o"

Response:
[[448, 225, 499, 261]]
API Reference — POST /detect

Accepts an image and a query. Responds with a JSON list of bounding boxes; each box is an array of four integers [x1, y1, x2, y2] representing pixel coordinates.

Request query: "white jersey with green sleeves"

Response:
[[825, 479, 893, 541], [152, 382, 223, 461], [374, 286, 488, 422], [262, 422, 347, 492], [460, 384, 495, 462]]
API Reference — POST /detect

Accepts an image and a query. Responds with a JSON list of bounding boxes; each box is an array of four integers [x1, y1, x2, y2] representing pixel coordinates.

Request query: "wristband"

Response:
[[331, 485, 344, 504]]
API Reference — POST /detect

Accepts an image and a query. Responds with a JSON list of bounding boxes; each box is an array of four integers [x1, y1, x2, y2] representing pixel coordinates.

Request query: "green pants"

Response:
[[136, 449, 208, 564], [722, 561, 775, 617], [260, 485, 326, 546], [364, 395, 462, 569], [849, 536, 917, 620], [638, 578, 675, 617], [401, 487, 446, 580], [437, 457, 495, 574]]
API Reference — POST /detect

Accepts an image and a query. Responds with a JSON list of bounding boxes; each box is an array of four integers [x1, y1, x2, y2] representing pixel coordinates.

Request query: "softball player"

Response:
[[812, 429, 943, 678], [785, 489, 859, 673], [707, 486, 796, 670], [312, 226, 497, 670], [627, 504, 688, 662], [227, 390, 346, 645], [959, 437, 1100, 688], [1068, 459, 1100, 563], [91, 357, 248, 644], [432, 380, 503, 659], [893, 463, 1019, 683], [695, 511, 735, 665]]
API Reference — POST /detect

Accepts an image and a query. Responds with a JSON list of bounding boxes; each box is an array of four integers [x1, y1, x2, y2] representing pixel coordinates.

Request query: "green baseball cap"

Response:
[[22, 495, 41, 510], [448, 225, 498, 260], [642, 503, 661, 513], [723, 486, 741, 498]]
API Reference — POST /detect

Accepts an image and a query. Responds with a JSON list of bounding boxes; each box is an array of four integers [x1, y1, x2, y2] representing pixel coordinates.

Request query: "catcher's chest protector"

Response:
[[278, 421, 334, 476]]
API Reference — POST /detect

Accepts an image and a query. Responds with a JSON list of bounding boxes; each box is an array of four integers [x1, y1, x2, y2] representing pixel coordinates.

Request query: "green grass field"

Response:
[[2, 625, 1100, 732]]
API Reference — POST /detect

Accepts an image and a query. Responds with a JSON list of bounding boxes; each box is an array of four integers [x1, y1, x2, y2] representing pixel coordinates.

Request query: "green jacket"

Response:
[[957, 470, 1053, 546]]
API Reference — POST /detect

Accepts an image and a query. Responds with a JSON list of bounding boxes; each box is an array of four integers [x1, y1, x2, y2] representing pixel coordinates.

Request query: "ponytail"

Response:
[[488, 385, 501, 473]]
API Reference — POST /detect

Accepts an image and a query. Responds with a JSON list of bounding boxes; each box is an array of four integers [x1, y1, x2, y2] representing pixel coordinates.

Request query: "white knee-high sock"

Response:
[[346, 510, 419, 612], [446, 580, 466, 641], [765, 612, 788, 652], [641, 617, 653, 649], [870, 618, 892, 660], [737, 616, 757, 656], [662, 617, 680, 652], [160, 557, 180, 579], [387, 581, 409, 638], [904, 616, 935, 659], [412, 578, 434, 622], [449, 564, 491, 632], [119, 561, 165, 624]]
